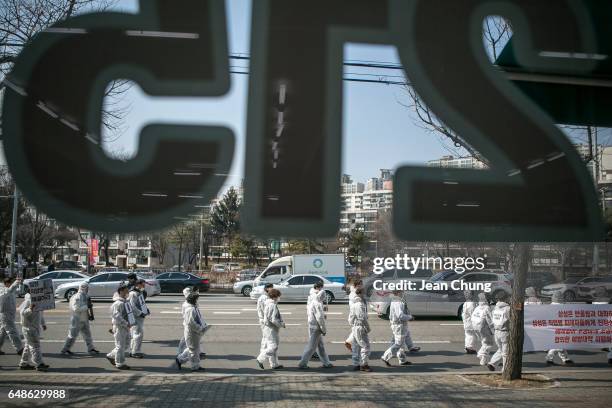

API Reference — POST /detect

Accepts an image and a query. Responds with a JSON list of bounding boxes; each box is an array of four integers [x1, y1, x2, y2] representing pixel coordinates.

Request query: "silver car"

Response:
[[250, 274, 347, 304], [55, 272, 161, 300], [22, 270, 89, 297]]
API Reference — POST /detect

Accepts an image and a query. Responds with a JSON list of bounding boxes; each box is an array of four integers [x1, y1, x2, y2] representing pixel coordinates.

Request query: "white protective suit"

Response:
[[19, 294, 46, 367], [462, 291, 478, 351], [62, 282, 95, 353], [177, 287, 192, 354], [488, 300, 510, 368], [128, 287, 149, 355], [348, 296, 370, 367], [106, 292, 135, 368], [344, 285, 358, 346], [381, 295, 412, 364], [546, 292, 571, 364], [525, 287, 542, 305], [257, 291, 270, 358], [177, 301, 209, 370], [0, 279, 23, 352], [298, 289, 331, 367], [471, 293, 496, 365], [257, 297, 285, 368]]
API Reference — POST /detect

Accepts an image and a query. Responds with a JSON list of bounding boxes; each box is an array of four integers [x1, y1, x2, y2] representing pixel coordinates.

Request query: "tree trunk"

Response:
[[502, 243, 532, 380]]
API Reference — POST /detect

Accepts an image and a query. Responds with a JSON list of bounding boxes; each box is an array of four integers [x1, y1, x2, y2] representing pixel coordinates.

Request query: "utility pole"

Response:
[[198, 212, 204, 272], [9, 187, 19, 276]]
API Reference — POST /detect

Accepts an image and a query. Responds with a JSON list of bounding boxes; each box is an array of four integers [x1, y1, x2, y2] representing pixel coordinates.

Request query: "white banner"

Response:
[[28, 278, 56, 311], [524, 304, 612, 352]]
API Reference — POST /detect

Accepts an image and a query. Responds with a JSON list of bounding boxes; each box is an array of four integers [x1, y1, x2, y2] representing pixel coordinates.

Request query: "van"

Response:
[[253, 254, 345, 286]]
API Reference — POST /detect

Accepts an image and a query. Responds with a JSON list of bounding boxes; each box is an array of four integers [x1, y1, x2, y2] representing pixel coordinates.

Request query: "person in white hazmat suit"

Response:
[[343, 278, 362, 352], [471, 292, 496, 366], [381, 290, 413, 366], [590, 287, 612, 365], [0, 276, 23, 355], [298, 281, 332, 369], [257, 283, 274, 360], [106, 285, 135, 370], [349, 288, 372, 372], [18, 292, 49, 371], [462, 290, 478, 354], [487, 292, 511, 371], [128, 279, 150, 358], [525, 287, 542, 305], [176, 291, 209, 371], [545, 291, 574, 366], [256, 288, 285, 369], [61, 281, 99, 355]]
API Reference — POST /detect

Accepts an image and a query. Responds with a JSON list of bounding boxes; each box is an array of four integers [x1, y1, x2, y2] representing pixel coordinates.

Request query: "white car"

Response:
[[233, 280, 256, 297], [22, 270, 89, 297], [55, 272, 161, 300], [250, 274, 347, 304], [542, 276, 612, 302]]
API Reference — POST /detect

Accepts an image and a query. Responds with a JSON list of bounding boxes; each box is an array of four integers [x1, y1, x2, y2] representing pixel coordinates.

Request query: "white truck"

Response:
[[252, 254, 346, 286]]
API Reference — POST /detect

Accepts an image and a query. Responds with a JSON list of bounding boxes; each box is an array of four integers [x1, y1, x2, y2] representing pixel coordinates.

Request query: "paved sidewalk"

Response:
[[0, 371, 610, 407]]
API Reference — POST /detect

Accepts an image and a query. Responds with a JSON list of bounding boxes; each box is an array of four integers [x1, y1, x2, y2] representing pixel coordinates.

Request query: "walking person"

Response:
[[61, 282, 99, 355], [0, 276, 23, 356], [462, 290, 478, 354], [256, 288, 285, 369], [381, 290, 413, 366], [349, 288, 371, 372], [257, 283, 274, 361], [128, 279, 150, 358], [106, 285, 134, 370], [545, 291, 574, 366], [176, 291, 209, 371], [343, 278, 362, 352], [487, 292, 510, 371], [298, 281, 332, 369], [18, 293, 49, 371], [471, 292, 495, 366]]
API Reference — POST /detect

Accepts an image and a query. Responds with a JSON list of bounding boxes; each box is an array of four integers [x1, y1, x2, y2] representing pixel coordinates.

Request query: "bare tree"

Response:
[[151, 230, 171, 266], [0, 0, 130, 138]]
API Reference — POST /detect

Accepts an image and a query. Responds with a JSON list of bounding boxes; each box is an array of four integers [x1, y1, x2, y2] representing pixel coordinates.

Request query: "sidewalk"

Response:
[[0, 371, 610, 407]]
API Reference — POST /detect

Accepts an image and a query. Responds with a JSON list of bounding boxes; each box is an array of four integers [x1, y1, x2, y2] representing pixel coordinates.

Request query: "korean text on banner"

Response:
[[524, 304, 612, 352], [28, 278, 56, 311]]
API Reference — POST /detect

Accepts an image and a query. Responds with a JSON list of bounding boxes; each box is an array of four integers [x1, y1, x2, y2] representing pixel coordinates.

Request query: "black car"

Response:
[[155, 272, 210, 293]]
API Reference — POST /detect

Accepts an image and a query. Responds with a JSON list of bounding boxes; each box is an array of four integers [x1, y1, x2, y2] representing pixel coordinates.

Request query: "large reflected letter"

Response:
[[2, 0, 234, 232], [243, 0, 389, 237]]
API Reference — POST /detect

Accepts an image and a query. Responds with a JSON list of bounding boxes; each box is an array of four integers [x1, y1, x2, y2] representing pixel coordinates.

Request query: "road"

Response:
[[1, 293, 610, 375]]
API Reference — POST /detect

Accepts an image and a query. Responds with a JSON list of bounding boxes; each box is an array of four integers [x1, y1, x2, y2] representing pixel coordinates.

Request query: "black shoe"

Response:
[[0, 350, 5, 355], [360, 365, 372, 372], [487, 364, 495, 371], [200, 353, 207, 359], [19, 364, 35, 370], [256, 360, 264, 370], [106, 356, 116, 367], [61, 349, 74, 356], [117, 365, 131, 370], [298, 364, 308, 369], [563, 360, 574, 366], [16, 348, 23, 356], [465, 348, 477, 354], [608, 358, 612, 366], [273, 365, 284, 370], [353, 365, 361, 371], [381, 358, 391, 367], [400, 361, 412, 366], [175, 357, 182, 370], [89, 349, 100, 355], [36, 364, 49, 372], [322, 364, 333, 369], [191, 367, 205, 372], [546, 360, 555, 366], [131, 353, 144, 359], [108, 328, 114, 335]]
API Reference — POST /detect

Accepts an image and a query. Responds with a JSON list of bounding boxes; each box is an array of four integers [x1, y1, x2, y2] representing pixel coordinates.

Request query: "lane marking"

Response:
[[331, 340, 451, 344], [213, 312, 241, 315], [439, 324, 463, 326]]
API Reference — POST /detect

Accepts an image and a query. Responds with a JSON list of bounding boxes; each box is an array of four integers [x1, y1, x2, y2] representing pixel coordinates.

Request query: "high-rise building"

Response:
[[427, 155, 486, 169]]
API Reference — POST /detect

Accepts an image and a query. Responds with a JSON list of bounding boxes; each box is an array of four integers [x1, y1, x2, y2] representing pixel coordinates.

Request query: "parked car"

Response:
[[369, 287, 465, 318], [363, 268, 433, 297], [233, 280, 255, 297], [55, 260, 86, 271], [526, 271, 558, 291], [21, 270, 89, 297], [226, 262, 241, 271], [55, 272, 161, 300], [541, 276, 612, 302], [155, 272, 210, 293], [210, 264, 227, 273], [249, 274, 347, 304]]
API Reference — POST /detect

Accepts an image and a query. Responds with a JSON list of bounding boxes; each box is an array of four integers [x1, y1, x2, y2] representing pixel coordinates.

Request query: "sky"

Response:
[[104, 0, 452, 189]]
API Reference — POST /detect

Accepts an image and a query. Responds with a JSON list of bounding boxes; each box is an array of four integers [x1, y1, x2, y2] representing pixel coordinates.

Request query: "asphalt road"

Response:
[[1, 293, 610, 375]]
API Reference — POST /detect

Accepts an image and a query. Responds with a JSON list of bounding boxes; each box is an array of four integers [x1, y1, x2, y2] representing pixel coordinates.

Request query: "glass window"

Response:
[[262, 267, 283, 278], [39, 272, 58, 280], [303, 276, 323, 285], [108, 273, 127, 282], [287, 276, 304, 285], [57, 272, 73, 279], [89, 274, 108, 283], [156, 273, 170, 279]]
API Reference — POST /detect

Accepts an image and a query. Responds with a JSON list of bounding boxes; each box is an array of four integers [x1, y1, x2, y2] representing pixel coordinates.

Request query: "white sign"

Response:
[[28, 278, 56, 311], [524, 304, 612, 352]]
